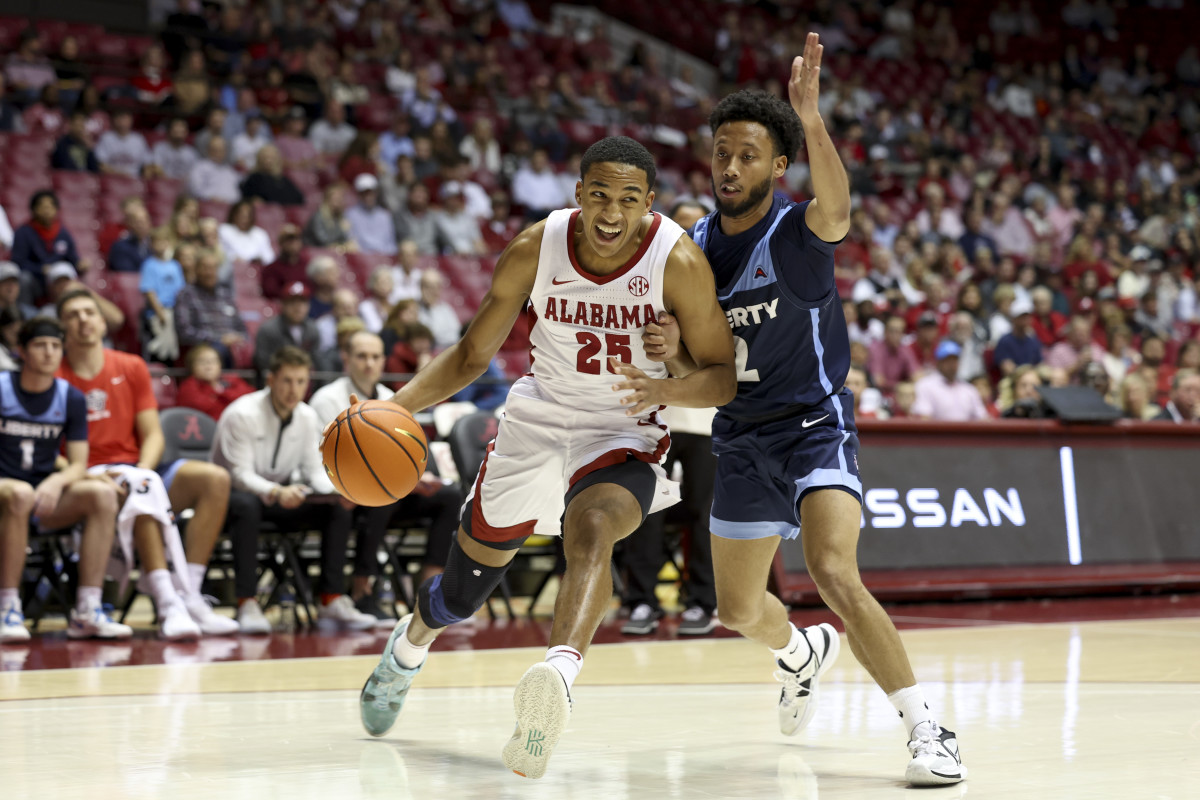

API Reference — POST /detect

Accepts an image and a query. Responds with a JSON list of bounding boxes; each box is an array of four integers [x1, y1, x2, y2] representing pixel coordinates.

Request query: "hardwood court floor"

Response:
[[2, 614, 1198, 800]]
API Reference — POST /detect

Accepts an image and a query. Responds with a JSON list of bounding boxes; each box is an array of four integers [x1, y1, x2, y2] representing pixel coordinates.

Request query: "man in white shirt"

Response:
[[345, 174, 398, 255], [152, 117, 199, 181], [213, 346, 378, 634], [416, 271, 461, 348], [188, 136, 241, 204], [511, 148, 566, 219], [309, 331, 464, 607], [308, 101, 357, 160], [432, 182, 487, 255], [95, 109, 151, 177], [911, 341, 988, 421], [389, 238, 424, 303]]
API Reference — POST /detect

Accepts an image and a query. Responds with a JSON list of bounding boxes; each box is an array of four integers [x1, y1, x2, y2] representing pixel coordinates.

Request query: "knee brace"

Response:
[[417, 538, 509, 627]]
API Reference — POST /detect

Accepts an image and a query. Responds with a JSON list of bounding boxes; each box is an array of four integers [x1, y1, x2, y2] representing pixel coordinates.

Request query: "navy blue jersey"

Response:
[[0, 372, 88, 484], [691, 198, 848, 421]]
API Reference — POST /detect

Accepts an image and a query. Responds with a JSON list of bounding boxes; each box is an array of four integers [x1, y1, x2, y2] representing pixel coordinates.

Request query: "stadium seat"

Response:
[[159, 407, 218, 462]]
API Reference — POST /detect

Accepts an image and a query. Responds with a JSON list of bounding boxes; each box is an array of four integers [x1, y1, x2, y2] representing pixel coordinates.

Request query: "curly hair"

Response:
[[580, 136, 656, 190], [709, 89, 803, 165]]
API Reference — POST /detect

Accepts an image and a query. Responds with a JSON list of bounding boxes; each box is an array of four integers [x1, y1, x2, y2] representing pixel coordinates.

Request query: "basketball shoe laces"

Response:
[[907, 724, 957, 763], [773, 654, 815, 706]]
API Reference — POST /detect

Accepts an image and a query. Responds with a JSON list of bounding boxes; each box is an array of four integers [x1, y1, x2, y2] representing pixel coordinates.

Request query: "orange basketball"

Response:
[[321, 399, 428, 506]]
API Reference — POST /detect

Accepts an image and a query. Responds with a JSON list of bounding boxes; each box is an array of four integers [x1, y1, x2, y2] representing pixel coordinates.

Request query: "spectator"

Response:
[[417, 271, 461, 349], [218, 200, 275, 266], [303, 182, 354, 249], [0, 202, 11, 252], [308, 330, 462, 596], [11, 191, 82, 298], [987, 283, 1017, 344], [443, 158, 493, 222], [385, 321, 435, 381], [169, 49, 210, 116], [338, 131, 381, 185], [379, 116, 415, 173], [1155, 369, 1200, 423], [1117, 244, 1154, 300], [139, 227, 186, 346], [253, 281, 320, 372], [309, 102, 357, 161], [993, 297, 1043, 376], [1044, 315, 1107, 379], [25, 85, 67, 137], [131, 44, 173, 106], [433, 182, 487, 255], [260, 225, 307, 300], [4, 29, 56, 101], [981, 194, 1034, 259], [95, 109, 151, 177], [175, 343, 254, 420], [174, 249, 247, 367], [358, 267, 393, 333], [239, 145, 304, 206], [192, 108, 230, 163], [305, 255, 340, 318], [1000, 365, 1048, 418], [480, 191, 521, 253], [0, 305, 22, 371], [106, 201, 154, 274], [0, 74, 20, 133], [315, 289, 361, 353], [946, 311, 986, 381], [1120, 373, 1161, 421], [152, 117, 199, 181], [275, 108, 318, 171], [958, 207, 998, 263], [345, 174, 397, 256], [909, 312, 943, 373], [0, 262, 38, 320], [1030, 286, 1066, 345], [50, 111, 99, 173], [844, 364, 887, 420], [868, 315, 921, 392], [912, 341, 989, 421], [189, 136, 242, 204], [0, 317, 131, 643], [512, 149, 567, 219], [211, 346, 378, 633], [56, 289, 236, 639], [459, 117, 502, 175], [914, 183, 964, 241], [230, 115, 273, 172], [389, 239, 425, 303], [401, 67, 453, 131], [393, 183, 439, 255], [891, 380, 917, 418]]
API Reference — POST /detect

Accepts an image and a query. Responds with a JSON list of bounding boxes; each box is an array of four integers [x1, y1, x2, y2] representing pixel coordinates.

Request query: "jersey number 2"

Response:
[[734, 337, 760, 382], [576, 332, 631, 374]]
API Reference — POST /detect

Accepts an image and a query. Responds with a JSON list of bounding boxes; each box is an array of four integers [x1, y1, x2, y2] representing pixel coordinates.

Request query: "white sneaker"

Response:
[[1, 603, 30, 642], [67, 606, 133, 639], [501, 662, 572, 779], [776, 623, 840, 736], [183, 593, 240, 636], [906, 723, 967, 785], [319, 594, 378, 631], [159, 602, 202, 641], [237, 599, 272, 635]]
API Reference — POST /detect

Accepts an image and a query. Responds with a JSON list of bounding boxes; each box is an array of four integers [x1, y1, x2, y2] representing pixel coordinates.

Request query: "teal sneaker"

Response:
[[360, 614, 425, 737]]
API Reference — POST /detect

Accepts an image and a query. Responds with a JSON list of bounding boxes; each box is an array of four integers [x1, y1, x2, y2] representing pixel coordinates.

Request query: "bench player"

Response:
[[356, 136, 736, 778], [644, 35, 966, 786]]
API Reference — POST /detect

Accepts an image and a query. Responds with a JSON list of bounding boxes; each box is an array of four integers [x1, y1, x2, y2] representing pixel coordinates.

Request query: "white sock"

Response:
[[391, 627, 431, 670], [770, 623, 812, 672], [888, 685, 934, 737], [0, 588, 20, 612], [187, 563, 208, 597], [146, 569, 184, 612], [76, 586, 103, 614], [545, 645, 583, 691]]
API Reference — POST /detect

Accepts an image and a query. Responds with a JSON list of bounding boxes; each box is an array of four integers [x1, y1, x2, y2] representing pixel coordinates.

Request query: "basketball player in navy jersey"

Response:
[[355, 137, 735, 778], [0, 318, 131, 642], [645, 34, 966, 785]]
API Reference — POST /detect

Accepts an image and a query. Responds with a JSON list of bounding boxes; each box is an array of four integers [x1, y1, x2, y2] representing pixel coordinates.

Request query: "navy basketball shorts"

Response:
[[710, 389, 862, 541]]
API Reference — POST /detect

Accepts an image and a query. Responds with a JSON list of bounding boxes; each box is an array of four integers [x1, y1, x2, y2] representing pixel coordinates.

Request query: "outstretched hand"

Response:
[[789, 32, 824, 127], [642, 312, 681, 363]]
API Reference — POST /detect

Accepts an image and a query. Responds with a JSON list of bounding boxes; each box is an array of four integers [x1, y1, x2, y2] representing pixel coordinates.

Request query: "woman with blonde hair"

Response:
[[1120, 373, 1161, 421], [988, 283, 1017, 344]]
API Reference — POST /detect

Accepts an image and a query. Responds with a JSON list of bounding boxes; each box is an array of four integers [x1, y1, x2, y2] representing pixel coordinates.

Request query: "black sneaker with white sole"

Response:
[[621, 603, 662, 635], [676, 606, 717, 635]]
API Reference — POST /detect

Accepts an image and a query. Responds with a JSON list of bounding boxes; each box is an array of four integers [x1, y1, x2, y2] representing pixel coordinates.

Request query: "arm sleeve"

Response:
[[217, 410, 279, 501], [773, 201, 841, 304], [298, 409, 335, 493], [128, 358, 157, 413], [64, 386, 89, 443]]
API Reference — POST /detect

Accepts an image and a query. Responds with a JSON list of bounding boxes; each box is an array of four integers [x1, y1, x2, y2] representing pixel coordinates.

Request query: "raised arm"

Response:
[[386, 224, 542, 413], [791, 33, 851, 243], [614, 235, 736, 413]]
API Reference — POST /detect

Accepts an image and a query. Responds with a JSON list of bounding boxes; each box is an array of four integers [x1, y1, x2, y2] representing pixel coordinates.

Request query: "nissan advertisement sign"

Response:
[[780, 442, 1200, 573]]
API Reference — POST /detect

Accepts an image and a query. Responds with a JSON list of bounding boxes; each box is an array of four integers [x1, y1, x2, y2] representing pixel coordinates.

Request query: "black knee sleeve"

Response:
[[417, 537, 509, 627]]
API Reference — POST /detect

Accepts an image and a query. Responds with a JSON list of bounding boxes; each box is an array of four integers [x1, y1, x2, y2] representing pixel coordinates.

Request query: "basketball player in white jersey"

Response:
[[356, 137, 735, 778]]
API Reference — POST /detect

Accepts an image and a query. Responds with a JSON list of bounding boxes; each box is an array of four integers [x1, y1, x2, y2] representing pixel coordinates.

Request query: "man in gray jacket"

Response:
[[213, 346, 377, 634], [253, 281, 321, 374]]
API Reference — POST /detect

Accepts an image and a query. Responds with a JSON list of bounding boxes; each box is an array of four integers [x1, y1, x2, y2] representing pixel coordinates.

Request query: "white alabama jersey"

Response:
[[527, 208, 683, 414]]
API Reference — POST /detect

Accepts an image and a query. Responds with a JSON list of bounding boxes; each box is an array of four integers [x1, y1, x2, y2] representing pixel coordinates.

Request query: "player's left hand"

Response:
[[789, 32, 824, 127], [642, 312, 681, 362], [611, 359, 669, 416], [31, 479, 64, 519]]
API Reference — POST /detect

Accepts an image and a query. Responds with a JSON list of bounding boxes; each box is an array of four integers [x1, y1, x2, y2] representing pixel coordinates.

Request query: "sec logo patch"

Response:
[[628, 276, 649, 297]]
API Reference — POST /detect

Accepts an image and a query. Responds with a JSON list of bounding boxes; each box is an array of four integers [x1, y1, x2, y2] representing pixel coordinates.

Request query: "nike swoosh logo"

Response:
[[636, 419, 658, 427], [551, 277, 576, 285], [111, 376, 125, 385], [801, 414, 829, 428]]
